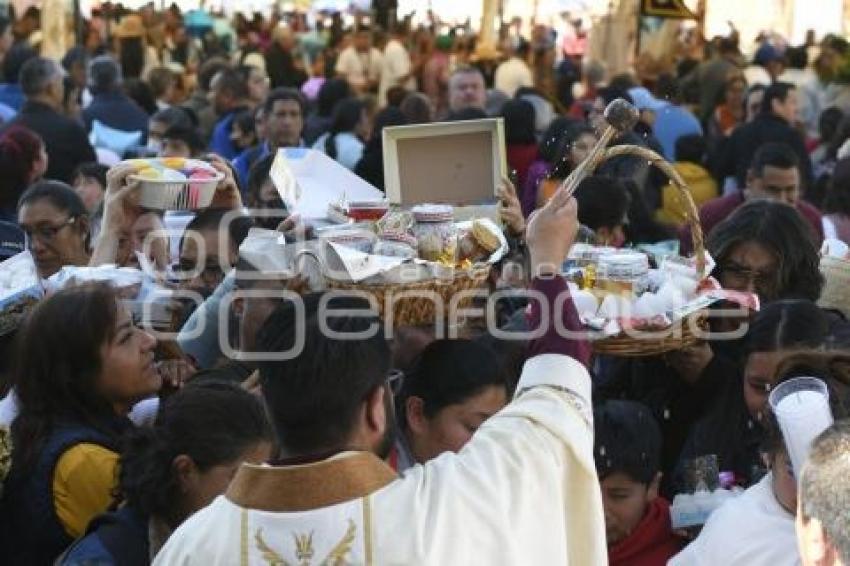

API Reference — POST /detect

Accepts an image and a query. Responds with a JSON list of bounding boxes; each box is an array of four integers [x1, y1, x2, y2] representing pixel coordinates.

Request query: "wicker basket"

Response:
[[326, 265, 492, 327], [818, 254, 850, 319], [589, 144, 707, 356]]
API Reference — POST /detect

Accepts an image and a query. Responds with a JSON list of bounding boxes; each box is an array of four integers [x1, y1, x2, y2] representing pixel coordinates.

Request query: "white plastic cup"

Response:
[[768, 377, 834, 478]]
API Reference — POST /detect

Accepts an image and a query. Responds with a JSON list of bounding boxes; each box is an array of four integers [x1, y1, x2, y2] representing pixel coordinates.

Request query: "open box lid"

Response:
[[382, 118, 507, 207]]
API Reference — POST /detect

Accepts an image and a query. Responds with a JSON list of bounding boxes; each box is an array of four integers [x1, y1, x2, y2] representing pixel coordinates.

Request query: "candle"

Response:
[[769, 377, 834, 478]]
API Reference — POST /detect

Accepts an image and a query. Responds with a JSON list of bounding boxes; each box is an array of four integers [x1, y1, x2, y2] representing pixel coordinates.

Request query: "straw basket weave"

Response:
[[590, 144, 708, 357], [326, 265, 492, 327], [818, 254, 850, 319]]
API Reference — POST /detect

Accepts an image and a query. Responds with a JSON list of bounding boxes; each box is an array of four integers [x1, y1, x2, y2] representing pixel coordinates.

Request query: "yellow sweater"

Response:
[[655, 162, 718, 227], [52, 443, 119, 538]]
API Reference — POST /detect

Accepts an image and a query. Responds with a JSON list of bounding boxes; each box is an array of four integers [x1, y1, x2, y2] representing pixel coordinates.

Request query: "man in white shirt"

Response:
[[154, 189, 607, 565], [797, 420, 850, 566], [378, 30, 415, 106], [335, 29, 383, 95], [494, 41, 533, 97], [670, 426, 801, 566]]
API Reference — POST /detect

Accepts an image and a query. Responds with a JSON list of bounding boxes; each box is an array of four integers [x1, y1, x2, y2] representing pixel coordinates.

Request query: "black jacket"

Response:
[[82, 91, 150, 137], [265, 44, 307, 89], [715, 112, 813, 190], [5, 100, 97, 184]]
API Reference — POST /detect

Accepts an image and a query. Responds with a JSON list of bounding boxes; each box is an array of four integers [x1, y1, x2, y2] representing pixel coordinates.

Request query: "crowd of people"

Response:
[[0, 2, 847, 565]]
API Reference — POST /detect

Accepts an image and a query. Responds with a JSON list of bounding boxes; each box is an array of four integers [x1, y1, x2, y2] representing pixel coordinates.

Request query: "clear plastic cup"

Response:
[[768, 377, 834, 479]]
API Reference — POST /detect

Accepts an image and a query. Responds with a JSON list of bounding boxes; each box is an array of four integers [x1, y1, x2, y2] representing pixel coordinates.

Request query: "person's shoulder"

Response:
[[56, 442, 118, 479], [153, 497, 235, 564], [797, 198, 823, 219]]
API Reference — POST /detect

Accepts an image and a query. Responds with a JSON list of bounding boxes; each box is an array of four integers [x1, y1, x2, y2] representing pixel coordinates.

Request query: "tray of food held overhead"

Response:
[[124, 157, 224, 210]]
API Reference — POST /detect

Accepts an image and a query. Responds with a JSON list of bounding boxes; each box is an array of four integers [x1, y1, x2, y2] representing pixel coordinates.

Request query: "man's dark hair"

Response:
[[761, 81, 795, 115], [501, 98, 536, 145], [396, 339, 509, 429], [72, 162, 109, 191], [3, 44, 37, 84], [19, 57, 61, 98], [675, 134, 707, 164], [708, 200, 823, 302], [257, 293, 391, 455], [574, 175, 630, 233], [162, 125, 204, 155], [213, 68, 250, 101], [800, 420, 850, 564], [596, 86, 634, 106], [820, 106, 844, 143], [197, 57, 230, 92], [181, 208, 254, 253], [87, 55, 122, 94], [263, 86, 306, 117], [749, 142, 799, 177], [61, 46, 88, 73], [246, 153, 276, 206], [151, 106, 195, 129], [593, 400, 661, 485], [786, 46, 808, 70], [317, 78, 353, 117]]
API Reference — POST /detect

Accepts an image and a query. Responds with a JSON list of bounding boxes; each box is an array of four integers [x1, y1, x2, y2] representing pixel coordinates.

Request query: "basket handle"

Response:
[[600, 144, 706, 279]]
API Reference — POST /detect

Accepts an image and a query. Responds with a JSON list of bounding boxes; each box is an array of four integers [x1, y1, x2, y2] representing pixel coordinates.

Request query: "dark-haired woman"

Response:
[[59, 381, 272, 563], [311, 98, 368, 171], [392, 339, 511, 471], [707, 199, 823, 303], [0, 283, 161, 563], [18, 180, 91, 279], [0, 125, 47, 221], [673, 300, 830, 492]]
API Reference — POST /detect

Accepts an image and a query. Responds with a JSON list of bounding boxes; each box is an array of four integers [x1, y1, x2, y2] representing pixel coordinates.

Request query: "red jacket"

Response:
[[609, 498, 682, 566]]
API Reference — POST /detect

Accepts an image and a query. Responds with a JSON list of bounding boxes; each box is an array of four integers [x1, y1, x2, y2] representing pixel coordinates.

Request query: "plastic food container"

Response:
[[126, 158, 224, 211], [374, 232, 418, 259], [596, 251, 649, 295], [412, 204, 457, 262], [347, 201, 389, 222]]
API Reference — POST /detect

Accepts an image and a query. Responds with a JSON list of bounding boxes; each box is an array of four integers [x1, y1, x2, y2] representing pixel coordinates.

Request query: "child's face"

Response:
[[600, 471, 659, 546]]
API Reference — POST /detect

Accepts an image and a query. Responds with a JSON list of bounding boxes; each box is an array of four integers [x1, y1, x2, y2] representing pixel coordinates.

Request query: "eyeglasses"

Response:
[[386, 369, 404, 396], [22, 216, 77, 246], [721, 262, 775, 295], [171, 258, 226, 287]]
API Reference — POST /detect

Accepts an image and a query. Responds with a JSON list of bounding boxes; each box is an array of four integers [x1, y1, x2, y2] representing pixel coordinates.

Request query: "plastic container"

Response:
[[412, 204, 457, 262], [768, 376, 834, 477], [596, 251, 649, 295], [128, 158, 224, 211], [374, 232, 418, 259], [347, 200, 389, 222]]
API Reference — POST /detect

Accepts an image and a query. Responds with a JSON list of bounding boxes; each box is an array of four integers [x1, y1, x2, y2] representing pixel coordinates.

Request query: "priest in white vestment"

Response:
[[154, 189, 606, 565]]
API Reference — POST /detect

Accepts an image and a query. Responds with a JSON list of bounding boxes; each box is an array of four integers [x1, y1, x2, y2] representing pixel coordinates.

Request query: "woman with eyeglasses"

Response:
[[0, 283, 161, 563], [18, 180, 91, 279], [707, 199, 823, 304], [391, 339, 511, 472]]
